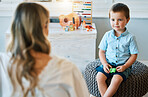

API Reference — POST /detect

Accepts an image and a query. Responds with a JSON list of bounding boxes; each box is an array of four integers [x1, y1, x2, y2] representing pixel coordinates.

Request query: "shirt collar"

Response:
[[121, 28, 129, 36], [111, 28, 129, 38]]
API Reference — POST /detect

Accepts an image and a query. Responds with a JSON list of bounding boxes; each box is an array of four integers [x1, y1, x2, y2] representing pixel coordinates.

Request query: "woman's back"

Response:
[[0, 52, 90, 97]]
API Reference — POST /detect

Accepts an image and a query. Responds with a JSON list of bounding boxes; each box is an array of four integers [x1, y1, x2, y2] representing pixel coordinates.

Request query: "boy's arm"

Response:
[[116, 54, 137, 72], [99, 49, 107, 65], [124, 54, 138, 69], [99, 49, 112, 73]]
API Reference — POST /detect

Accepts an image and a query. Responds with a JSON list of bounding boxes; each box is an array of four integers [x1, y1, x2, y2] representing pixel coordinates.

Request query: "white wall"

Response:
[[0, 0, 148, 17]]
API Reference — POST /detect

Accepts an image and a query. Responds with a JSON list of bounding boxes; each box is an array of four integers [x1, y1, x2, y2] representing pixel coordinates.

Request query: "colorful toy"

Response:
[[85, 25, 95, 31], [82, 20, 86, 30], [65, 26, 69, 32], [59, 13, 81, 29], [109, 68, 116, 73]]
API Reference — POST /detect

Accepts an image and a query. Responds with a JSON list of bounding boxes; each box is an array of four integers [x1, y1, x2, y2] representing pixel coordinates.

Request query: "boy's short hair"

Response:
[[109, 3, 130, 19]]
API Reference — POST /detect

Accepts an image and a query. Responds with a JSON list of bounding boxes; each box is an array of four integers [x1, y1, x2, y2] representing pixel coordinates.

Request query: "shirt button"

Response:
[[116, 47, 118, 49], [116, 61, 118, 63], [117, 38, 119, 40], [116, 55, 117, 57]]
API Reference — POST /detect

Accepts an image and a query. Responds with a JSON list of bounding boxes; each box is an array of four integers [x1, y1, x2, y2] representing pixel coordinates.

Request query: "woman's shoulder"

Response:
[[0, 52, 11, 67], [0, 52, 11, 59], [0, 52, 12, 97], [50, 55, 76, 68], [38, 55, 80, 88], [39, 55, 77, 78]]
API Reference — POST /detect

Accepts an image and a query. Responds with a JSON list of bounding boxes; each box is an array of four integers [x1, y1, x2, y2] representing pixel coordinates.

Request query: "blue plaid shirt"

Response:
[[99, 29, 139, 65]]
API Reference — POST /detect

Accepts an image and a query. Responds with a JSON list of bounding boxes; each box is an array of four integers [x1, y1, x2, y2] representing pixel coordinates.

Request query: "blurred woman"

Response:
[[0, 2, 89, 97]]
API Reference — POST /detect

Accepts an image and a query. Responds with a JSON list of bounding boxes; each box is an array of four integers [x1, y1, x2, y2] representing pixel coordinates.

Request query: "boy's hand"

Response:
[[103, 64, 112, 73], [116, 65, 126, 72]]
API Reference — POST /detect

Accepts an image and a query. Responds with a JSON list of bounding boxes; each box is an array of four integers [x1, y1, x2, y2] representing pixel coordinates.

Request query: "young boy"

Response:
[[96, 3, 138, 97]]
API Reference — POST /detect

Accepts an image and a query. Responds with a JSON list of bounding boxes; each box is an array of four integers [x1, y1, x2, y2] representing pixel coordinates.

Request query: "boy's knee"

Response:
[[112, 75, 123, 83], [96, 72, 107, 82]]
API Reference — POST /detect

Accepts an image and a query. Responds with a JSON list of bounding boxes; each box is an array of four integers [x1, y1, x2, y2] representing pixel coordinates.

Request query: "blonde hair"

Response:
[[7, 2, 50, 97]]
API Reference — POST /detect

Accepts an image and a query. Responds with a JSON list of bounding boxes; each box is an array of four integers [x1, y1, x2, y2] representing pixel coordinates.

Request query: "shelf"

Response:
[[72, 1, 92, 25]]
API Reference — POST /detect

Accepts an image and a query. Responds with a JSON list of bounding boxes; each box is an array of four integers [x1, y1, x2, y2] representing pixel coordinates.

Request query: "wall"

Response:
[[1, 0, 148, 17], [93, 17, 148, 60], [0, 16, 148, 60]]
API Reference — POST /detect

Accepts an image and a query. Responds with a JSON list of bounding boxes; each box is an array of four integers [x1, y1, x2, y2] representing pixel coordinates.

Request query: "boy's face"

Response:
[[110, 11, 130, 32]]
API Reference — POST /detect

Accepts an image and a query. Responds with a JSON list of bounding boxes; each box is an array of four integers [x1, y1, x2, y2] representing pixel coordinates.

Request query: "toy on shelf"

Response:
[[72, 1, 92, 25], [64, 26, 69, 32], [82, 20, 94, 31], [69, 21, 74, 31], [109, 68, 116, 73], [59, 13, 81, 30], [82, 20, 86, 30], [85, 25, 95, 32]]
